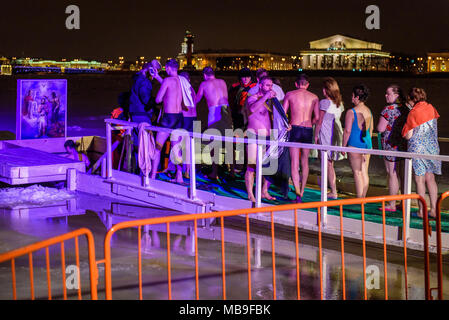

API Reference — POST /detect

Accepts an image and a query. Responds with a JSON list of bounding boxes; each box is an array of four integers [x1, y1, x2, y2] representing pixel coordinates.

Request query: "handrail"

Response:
[[104, 118, 448, 240], [103, 194, 430, 300], [0, 228, 98, 300], [436, 191, 449, 300], [105, 118, 449, 162]]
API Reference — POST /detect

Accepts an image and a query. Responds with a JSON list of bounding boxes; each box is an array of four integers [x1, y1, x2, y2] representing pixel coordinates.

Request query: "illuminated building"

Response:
[[12, 58, 109, 70], [427, 52, 449, 72], [0, 56, 12, 75], [299, 34, 390, 71], [177, 31, 293, 71]]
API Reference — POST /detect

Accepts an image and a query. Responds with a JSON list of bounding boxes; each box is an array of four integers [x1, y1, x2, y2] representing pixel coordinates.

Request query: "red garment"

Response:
[[402, 101, 440, 137]]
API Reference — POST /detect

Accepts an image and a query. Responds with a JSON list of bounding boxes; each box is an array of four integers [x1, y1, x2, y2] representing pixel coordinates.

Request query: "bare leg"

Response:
[[262, 179, 275, 200], [414, 174, 426, 218], [349, 152, 364, 198], [425, 172, 438, 218], [151, 131, 170, 180], [245, 167, 256, 202], [362, 154, 371, 198], [385, 160, 399, 209], [327, 159, 337, 198], [300, 148, 310, 197], [290, 146, 301, 197]]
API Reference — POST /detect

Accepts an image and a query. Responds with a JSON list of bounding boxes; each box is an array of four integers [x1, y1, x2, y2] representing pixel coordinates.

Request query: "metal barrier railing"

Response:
[[104, 118, 449, 242], [0, 228, 98, 300], [435, 191, 449, 300], [103, 194, 430, 300]]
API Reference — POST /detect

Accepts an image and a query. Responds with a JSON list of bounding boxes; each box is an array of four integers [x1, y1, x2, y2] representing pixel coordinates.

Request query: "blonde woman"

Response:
[[314, 77, 346, 199]]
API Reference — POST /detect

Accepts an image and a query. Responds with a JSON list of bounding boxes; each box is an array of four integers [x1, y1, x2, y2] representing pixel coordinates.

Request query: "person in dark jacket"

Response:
[[129, 60, 161, 124]]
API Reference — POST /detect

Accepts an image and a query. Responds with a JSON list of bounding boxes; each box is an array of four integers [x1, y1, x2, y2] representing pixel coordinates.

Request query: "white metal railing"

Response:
[[104, 118, 449, 240]]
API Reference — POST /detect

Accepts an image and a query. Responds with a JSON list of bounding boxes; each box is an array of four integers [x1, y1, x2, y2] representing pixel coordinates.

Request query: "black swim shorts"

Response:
[[160, 113, 184, 130], [289, 125, 313, 144]]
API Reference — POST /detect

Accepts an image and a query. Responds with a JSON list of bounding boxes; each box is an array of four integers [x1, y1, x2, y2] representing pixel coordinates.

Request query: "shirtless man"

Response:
[[195, 67, 233, 180], [150, 59, 184, 183], [245, 76, 277, 202], [283, 74, 320, 202]]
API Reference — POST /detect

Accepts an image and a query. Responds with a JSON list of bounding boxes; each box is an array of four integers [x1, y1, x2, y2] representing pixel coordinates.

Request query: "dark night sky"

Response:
[[0, 0, 448, 61]]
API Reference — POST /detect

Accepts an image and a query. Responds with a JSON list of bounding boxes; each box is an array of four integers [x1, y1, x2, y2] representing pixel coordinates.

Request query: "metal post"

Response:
[[106, 122, 113, 179], [404, 158, 412, 240], [321, 151, 328, 225], [255, 143, 263, 208], [189, 135, 197, 200]]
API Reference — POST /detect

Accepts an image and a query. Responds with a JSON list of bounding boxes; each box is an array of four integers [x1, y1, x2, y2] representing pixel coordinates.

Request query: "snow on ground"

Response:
[[0, 184, 75, 208]]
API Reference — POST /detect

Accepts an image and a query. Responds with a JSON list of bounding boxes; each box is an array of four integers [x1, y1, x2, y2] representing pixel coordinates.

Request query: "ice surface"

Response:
[[0, 184, 75, 208]]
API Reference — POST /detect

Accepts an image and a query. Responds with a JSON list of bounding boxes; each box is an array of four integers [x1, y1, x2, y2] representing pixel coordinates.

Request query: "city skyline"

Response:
[[0, 0, 448, 61]]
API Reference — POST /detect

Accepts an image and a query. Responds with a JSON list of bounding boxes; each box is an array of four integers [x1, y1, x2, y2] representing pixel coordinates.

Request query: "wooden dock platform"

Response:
[[0, 140, 85, 185]]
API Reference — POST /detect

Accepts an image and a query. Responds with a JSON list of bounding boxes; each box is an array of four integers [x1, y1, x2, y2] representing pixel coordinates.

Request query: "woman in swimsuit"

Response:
[[343, 84, 373, 198]]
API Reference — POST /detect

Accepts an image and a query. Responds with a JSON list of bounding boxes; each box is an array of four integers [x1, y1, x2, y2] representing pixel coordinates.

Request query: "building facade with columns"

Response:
[[299, 34, 390, 71], [427, 52, 449, 72]]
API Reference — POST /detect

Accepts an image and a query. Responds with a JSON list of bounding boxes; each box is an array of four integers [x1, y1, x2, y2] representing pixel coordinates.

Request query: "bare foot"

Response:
[[248, 193, 256, 202], [262, 192, 275, 201], [327, 192, 338, 200]]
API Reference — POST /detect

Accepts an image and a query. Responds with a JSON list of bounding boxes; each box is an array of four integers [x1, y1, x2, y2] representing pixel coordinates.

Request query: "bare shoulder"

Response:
[[247, 94, 259, 104], [307, 91, 319, 100]]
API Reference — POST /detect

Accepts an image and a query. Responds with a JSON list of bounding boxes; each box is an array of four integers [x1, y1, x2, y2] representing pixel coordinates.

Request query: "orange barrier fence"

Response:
[[103, 194, 431, 300], [0, 228, 98, 300], [436, 191, 449, 300]]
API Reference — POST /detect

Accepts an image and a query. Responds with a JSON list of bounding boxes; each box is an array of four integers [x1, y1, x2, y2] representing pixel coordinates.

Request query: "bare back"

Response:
[[201, 78, 228, 107], [353, 105, 373, 133], [158, 76, 182, 114], [284, 88, 319, 127]]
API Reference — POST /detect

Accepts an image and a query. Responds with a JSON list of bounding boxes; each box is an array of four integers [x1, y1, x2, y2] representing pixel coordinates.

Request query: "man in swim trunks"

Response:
[[150, 59, 184, 183], [283, 74, 320, 202], [245, 76, 277, 202], [195, 67, 233, 180]]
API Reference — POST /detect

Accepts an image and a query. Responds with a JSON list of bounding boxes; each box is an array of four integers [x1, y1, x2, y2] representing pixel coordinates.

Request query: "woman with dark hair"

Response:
[[402, 87, 441, 218], [377, 85, 409, 211], [343, 84, 373, 198], [314, 77, 346, 199]]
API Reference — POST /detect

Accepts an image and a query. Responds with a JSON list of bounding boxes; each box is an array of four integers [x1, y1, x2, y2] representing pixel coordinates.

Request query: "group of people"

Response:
[[121, 60, 441, 218]]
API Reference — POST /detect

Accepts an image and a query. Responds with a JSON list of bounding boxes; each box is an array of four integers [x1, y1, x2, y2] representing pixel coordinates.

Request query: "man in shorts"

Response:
[[283, 74, 320, 202], [195, 67, 233, 180], [150, 59, 184, 183], [245, 76, 278, 202]]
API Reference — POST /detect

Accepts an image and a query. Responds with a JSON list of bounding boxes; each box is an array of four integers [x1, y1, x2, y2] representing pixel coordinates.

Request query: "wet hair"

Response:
[[256, 68, 268, 80], [259, 76, 273, 85], [142, 62, 152, 71], [179, 71, 190, 82], [150, 59, 161, 71], [323, 77, 343, 107], [295, 73, 309, 86], [408, 87, 427, 103], [352, 84, 370, 102], [165, 59, 179, 70], [64, 140, 77, 150], [203, 66, 214, 76], [387, 84, 406, 105], [238, 67, 252, 79]]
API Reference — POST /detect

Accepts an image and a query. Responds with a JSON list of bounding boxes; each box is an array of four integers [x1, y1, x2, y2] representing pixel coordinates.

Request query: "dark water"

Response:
[[1, 72, 448, 191], [1, 72, 449, 138]]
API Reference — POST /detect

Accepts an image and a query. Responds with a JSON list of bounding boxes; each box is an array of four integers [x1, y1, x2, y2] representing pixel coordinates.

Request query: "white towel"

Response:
[[138, 122, 156, 179], [179, 76, 195, 108]]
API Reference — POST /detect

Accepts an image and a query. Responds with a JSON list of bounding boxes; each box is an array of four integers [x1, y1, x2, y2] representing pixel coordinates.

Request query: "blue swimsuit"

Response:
[[347, 109, 372, 149]]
